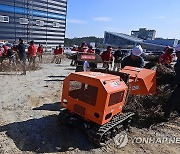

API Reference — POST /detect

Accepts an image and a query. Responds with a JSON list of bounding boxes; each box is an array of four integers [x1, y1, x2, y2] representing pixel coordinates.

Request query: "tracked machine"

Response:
[[68, 52, 102, 72], [59, 66, 156, 146]]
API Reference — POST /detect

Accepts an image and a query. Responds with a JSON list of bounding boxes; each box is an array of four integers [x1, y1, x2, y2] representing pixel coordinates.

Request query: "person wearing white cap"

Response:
[[121, 45, 144, 68], [163, 44, 180, 120]]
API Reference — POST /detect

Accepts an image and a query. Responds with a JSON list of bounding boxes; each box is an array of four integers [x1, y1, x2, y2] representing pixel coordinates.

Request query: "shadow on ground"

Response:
[[47, 75, 66, 78], [54, 64, 72, 67], [44, 79, 64, 82], [0, 72, 20, 76], [64, 68, 76, 71], [0, 114, 95, 153], [33, 102, 61, 111]]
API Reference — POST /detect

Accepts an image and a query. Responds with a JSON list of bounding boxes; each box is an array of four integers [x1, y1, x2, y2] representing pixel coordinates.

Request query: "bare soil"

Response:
[[0, 54, 180, 154]]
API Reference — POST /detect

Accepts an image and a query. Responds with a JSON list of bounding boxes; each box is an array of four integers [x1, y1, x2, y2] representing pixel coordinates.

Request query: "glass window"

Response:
[[19, 18, 29, 25], [109, 91, 125, 106], [68, 80, 98, 106], [36, 20, 44, 26], [53, 22, 60, 28], [0, 15, 9, 23]]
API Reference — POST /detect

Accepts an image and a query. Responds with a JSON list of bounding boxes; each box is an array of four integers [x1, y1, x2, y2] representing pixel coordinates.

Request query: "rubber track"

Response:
[[89, 112, 134, 146]]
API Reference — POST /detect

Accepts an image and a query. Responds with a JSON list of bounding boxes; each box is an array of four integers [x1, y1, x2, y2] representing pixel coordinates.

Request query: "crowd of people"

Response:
[[1, 39, 180, 120], [51, 45, 64, 64], [0, 39, 66, 75], [69, 42, 178, 72], [98, 44, 178, 71], [0, 39, 46, 74], [69, 42, 180, 121], [100, 45, 145, 71]]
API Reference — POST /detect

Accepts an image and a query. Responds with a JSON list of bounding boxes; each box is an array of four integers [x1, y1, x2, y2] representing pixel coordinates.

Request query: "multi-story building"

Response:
[[0, 0, 67, 49], [145, 38, 178, 47], [104, 31, 144, 47], [104, 31, 166, 51], [131, 28, 156, 40]]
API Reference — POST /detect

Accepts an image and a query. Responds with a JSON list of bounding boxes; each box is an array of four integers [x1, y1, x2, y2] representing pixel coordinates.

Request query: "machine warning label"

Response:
[[81, 55, 96, 60], [132, 85, 139, 90], [110, 81, 121, 87]]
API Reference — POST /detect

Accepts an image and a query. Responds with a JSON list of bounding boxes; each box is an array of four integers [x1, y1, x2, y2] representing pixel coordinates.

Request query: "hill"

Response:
[[65, 36, 103, 47]]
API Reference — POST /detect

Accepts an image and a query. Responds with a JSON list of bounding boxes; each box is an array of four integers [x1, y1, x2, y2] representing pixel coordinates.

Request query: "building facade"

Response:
[[104, 31, 166, 51], [0, 0, 67, 48], [131, 28, 156, 40], [145, 38, 178, 47], [104, 31, 143, 47]]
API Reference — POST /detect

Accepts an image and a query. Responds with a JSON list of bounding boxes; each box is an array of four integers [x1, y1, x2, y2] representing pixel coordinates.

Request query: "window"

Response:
[[53, 22, 60, 28], [68, 80, 98, 106], [36, 20, 44, 26], [19, 18, 29, 25], [108, 91, 125, 106], [0, 15, 9, 23]]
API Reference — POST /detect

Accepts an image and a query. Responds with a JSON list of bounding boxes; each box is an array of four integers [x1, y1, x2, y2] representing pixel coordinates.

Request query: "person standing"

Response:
[[159, 47, 174, 67], [163, 44, 180, 120], [37, 44, 44, 63], [87, 45, 95, 54], [113, 46, 124, 71], [51, 46, 59, 63], [17, 38, 26, 75], [28, 40, 37, 69], [79, 42, 88, 52], [70, 45, 78, 66], [57, 45, 64, 64], [2, 44, 9, 57], [12, 41, 19, 63], [101, 46, 114, 69], [121, 45, 144, 68], [7, 47, 16, 71], [0, 45, 4, 71]]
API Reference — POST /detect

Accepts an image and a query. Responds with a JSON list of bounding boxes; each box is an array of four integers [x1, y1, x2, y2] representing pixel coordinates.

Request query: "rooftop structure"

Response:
[[104, 31, 166, 51], [145, 38, 178, 47], [131, 28, 156, 40]]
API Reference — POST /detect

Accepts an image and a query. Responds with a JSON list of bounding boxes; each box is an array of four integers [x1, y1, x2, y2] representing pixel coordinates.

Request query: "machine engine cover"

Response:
[[121, 66, 156, 95]]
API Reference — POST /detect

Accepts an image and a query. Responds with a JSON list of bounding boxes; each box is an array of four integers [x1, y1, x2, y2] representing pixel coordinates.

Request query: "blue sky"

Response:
[[66, 0, 180, 39]]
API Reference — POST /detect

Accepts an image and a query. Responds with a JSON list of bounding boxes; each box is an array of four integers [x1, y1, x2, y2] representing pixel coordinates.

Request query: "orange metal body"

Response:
[[61, 72, 128, 125], [61, 67, 156, 125], [121, 66, 156, 95]]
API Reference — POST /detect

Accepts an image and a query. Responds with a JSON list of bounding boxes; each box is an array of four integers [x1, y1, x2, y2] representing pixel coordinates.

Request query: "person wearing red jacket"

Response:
[[159, 47, 174, 67], [87, 45, 95, 54], [2, 45, 9, 56], [0, 46, 4, 71], [57, 45, 64, 64], [51, 46, 59, 63], [28, 40, 37, 69], [101, 46, 114, 69], [79, 42, 88, 53], [37, 44, 44, 63]]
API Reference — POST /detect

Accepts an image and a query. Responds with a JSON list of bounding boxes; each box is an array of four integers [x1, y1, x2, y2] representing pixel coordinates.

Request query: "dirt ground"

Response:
[[0, 54, 180, 154]]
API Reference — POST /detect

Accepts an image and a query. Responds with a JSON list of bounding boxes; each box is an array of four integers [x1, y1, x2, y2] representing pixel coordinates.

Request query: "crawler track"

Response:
[[59, 109, 134, 146]]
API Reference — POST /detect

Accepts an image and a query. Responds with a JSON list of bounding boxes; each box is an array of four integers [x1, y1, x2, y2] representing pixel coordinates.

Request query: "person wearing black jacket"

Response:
[[113, 46, 124, 71], [121, 45, 144, 68], [17, 38, 26, 75], [164, 44, 180, 119]]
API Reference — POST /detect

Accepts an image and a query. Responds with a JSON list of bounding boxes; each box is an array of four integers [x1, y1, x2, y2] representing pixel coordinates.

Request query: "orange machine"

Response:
[[59, 67, 156, 146], [121, 66, 156, 95], [61, 71, 128, 125]]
